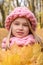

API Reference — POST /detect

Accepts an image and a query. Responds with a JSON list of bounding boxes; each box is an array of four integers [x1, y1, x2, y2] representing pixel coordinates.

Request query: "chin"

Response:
[[13, 35, 23, 38], [17, 36, 24, 38]]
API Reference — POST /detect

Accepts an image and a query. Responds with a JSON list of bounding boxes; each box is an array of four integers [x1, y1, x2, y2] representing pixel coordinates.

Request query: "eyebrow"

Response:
[[13, 20, 28, 24], [13, 21, 19, 23]]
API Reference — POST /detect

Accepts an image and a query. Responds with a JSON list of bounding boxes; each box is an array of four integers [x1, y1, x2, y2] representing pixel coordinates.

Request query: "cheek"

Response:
[[11, 27, 16, 34], [24, 27, 29, 33], [12, 25, 17, 31]]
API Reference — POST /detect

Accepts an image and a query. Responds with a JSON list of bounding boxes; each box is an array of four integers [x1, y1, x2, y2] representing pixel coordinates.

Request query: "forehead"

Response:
[[13, 17, 28, 23]]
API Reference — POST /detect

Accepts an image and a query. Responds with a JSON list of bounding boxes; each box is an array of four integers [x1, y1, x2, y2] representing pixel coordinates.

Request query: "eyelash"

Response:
[[14, 23, 19, 25], [14, 23, 28, 26], [23, 24, 28, 26]]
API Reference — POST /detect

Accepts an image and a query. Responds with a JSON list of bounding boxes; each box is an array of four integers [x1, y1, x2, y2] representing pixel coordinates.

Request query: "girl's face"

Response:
[[11, 17, 29, 38]]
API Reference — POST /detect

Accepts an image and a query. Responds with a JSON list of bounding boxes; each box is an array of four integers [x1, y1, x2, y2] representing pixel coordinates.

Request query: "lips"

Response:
[[17, 32, 24, 35]]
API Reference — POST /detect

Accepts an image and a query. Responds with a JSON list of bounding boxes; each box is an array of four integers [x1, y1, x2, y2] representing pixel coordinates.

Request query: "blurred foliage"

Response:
[[36, 11, 43, 28], [0, 28, 8, 44], [0, 23, 3, 28], [0, 42, 43, 65]]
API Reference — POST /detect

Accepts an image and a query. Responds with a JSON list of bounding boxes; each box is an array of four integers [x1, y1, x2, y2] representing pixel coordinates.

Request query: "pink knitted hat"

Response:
[[5, 7, 37, 30]]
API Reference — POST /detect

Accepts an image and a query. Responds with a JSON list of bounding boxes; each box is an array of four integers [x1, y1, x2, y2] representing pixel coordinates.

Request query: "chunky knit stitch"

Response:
[[5, 7, 37, 30]]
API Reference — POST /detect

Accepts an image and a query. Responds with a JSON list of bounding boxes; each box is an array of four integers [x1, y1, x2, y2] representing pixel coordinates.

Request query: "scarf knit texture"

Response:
[[2, 34, 35, 48]]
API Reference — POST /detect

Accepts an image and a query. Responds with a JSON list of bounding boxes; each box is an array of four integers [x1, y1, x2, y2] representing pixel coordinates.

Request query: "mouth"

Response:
[[17, 32, 24, 35]]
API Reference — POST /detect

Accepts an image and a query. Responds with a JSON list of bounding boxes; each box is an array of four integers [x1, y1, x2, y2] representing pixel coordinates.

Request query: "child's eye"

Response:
[[14, 23, 19, 25], [23, 24, 28, 26]]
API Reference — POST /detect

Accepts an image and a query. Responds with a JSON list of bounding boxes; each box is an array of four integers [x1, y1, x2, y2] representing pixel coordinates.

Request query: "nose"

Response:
[[19, 25, 23, 31]]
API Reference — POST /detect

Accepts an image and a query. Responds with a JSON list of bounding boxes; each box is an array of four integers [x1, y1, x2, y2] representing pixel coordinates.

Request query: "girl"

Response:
[[1, 7, 43, 50], [0, 7, 43, 65]]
